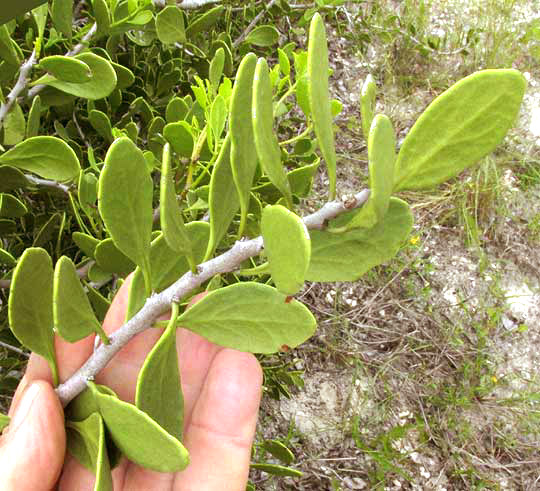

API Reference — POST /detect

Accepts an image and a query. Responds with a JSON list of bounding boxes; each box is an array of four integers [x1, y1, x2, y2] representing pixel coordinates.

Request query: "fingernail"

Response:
[[9, 383, 41, 434]]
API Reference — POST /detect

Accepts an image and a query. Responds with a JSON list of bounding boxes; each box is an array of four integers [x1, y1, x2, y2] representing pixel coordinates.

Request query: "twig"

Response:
[[27, 23, 98, 99], [0, 341, 29, 358], [25, 175, 73, 194], [0, 50, 37, 130], [153, 0, 220, 9], [233, 0, 278, 48], [55, 189, 370, 406]]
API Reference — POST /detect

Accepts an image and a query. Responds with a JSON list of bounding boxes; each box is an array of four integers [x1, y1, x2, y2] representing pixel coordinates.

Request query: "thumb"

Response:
[[0, 381, 66, 491]]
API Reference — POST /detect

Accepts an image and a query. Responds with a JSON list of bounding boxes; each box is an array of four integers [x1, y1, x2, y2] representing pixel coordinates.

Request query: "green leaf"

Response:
[[0, 414, 10, 432], [360, 74, 376, 141], [176, 282, 316, 353], [126, 223, 209, 320], [33, 212, 61, 247], [252, 58, 293, 209], [210, 94, 227, 142], [0, 25, 21, 66], [98, 138, 152, 292], [65, 383, 118, 422], [293, 51, 310, 117], [78, 171, 98, 216], [94, 238, 136, 276], [53, 256, 108, 343], [39, 56, 91, 83], [307, 13, 337, 200], [306, 198, 413, 282], [185, 6, 223, 38], [230, 53, 258, 237], [136, 305, 183, 439], [110, 61, 134, 90], [209, 47, 225, 91], [250, 463, 302, 477], [0, 136, 80, 181], [66, 413, 114, 491], [263, 440, 295, 465], [156, 5, 186, 45], [89, 110, 113, 143], [8, 248, 58, 384], [0, 248, 16, 265], [51, 0, 73, 41], [73, 231, 99, 258], [166, 97, 188, 123], [26, 95, 42, 138], [87, 286, 111, 323], [163, 122, 194, 159], [3, 102, 25, 145], [160, 143, 195, 269], [32, 53, 117, 100], [278, 49, 290, 77], [394, 69, 527, 191], [89, 382, 189, 472], [245, 25, 280, 47], [261, 205, 311, 295], [92, 0, 111, 37], [0, 193, 27, 217], [339, 114, 395, 231], [32, 3, 48, 41], [0, 166, 28, 192], [205, 135, 239, 259]]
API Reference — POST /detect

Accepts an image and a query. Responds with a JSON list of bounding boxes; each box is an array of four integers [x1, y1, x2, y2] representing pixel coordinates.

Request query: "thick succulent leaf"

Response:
[[166, 97, 188, 123], [26, 95, 42, 138], [160, 143, 194, 268], [8, 248, 58, 384], [51, 0, 73, 41], [32, 53, 117, 100], [205, 136, 239, 259], [94, 238, 136, 276], [163, 122, 194, 159], [360, 74, 376, 141], [78, 171, 99, 215], [209, 47, 225, 91], [0, 248, 16, 265], [185, 5, 223, 38], [177, 282, 316, 353], [210, 95, 227, 142], [89, 382, 189, 472], [230, 53, 258, 237], [252, 58, 293, 208], [98, 138, 152, 289], [92, 0, 111, 37], [73, 231, 99, 258], [135, 317, 183, 439], [89, 110, 113, 143], [307, 198, 413, 282], [341, 114, 395, 230], [126, 223, 209, 320], [53, 256, 107, 343], [65, 383, 118, 422], [156, 5, 186, 45], [0, 136, 80, 181], [263, 440, 295, 465], [245, 25, 279, 47], [0, 414, 9, 432], [0, 193, 27, 217], [3, 102, 25, 145], [39, 56, 91, 83], [0, 166, 29, 192], [261, 205, 311, 295], [394, 69, 527, 191], [250, 463, 302, 477], [66, 413, 113, 491], [307, 13, 337, 199]]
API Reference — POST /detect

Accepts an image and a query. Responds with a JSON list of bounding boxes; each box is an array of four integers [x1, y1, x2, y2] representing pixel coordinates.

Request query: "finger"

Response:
[[174, 350, 262, 491], [0, 381, 65, 491]]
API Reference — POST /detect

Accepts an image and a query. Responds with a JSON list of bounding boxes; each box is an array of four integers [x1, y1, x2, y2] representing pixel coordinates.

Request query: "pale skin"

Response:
[[0, 277, 263, 491]]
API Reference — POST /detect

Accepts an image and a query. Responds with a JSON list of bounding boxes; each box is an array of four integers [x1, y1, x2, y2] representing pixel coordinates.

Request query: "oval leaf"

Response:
[[89, 382, 189, 472], [94, 238, 136, 276], [252, 58, 293, 209], [0, 165, 29, 192], [261, 205, 311, 295], [230, 53, 258, 237], [177, 282, 316, 353], [8, 248, 58, 384], [245, 25, 279, 47], [360, 74, 376, 141], [0, 193, 27, 217], [307, 13, 337, 199], [163, 122, 194, 159], [32, 52, 117, 100], [53, 256, 108, 343], [0, 136, 80, 181], [156, 5, 186, 45], [98, 138, 153, 290], [307, 198, 413, 282], [39, 55, 91, 83], [160, 143, 195, 268], [135, 318, 183, 439], [393, 69, 527, 191]]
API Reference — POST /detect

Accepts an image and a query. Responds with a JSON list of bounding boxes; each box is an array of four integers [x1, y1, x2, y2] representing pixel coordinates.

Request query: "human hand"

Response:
[[0, 277, 263, 491]]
